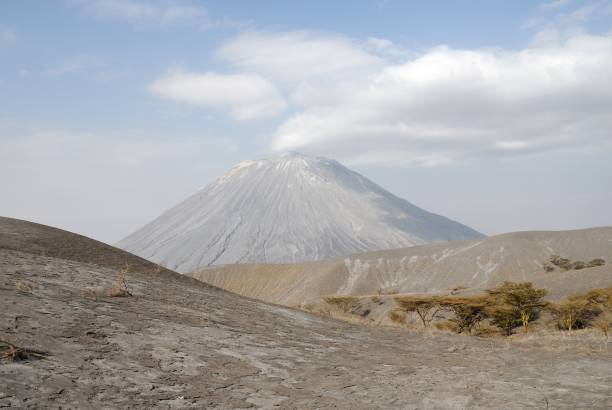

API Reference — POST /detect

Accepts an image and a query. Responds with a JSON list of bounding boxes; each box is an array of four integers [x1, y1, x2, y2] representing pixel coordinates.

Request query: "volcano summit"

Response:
[[118, 153, 483, 272]]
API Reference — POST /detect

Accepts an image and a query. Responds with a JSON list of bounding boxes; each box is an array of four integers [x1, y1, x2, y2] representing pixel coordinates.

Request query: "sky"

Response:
[[1, 0, 611, 243]]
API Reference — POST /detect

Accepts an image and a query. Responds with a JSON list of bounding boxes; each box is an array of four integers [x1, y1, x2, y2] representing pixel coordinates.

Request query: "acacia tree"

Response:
[[486, 282, 547, 333], [394, 296, 442, 328], [551, 288, 612, 332], [436, 296, 489, 335]]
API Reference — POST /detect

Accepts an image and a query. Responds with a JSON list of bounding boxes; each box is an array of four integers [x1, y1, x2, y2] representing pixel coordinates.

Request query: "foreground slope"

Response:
[[192, 227, 612, 306], [1, 217, 611, 409], [118, 152, 483, 272]]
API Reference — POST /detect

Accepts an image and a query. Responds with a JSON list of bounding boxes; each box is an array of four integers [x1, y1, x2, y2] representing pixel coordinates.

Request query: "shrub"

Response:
[[587, 258, 606, 268], [486, 282, 547, 334], [542, 263, 555, 272], [549, 288, 611, 332], [593, 312, 611, 339], [434, 320, 458, 333], [323, 295, 359, 314], [108, 262, 132, 297], [377, 287, 399, 295], [550, 298, 599, 332], [394, 296, 443, 328], [571, 261, 586, 270], [549, 255, 572, 270], [388, 309, 406, 324]]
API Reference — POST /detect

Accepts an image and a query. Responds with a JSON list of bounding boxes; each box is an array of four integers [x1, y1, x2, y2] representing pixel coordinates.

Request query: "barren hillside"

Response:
[[2, 217, 612, 408], [192, 227, 612, 306]]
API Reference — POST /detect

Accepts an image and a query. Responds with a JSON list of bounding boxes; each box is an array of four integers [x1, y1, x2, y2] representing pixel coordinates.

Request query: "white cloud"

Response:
[[272, 33, 612, 166], [217, 31, 382, 82], [0, 25, 16, 48], [149, 71, 287, 120], [76, 0, 210, 26]]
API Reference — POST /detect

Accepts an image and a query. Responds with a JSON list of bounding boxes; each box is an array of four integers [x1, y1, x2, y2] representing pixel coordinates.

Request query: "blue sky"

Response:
[[1, 0, 611, 242]]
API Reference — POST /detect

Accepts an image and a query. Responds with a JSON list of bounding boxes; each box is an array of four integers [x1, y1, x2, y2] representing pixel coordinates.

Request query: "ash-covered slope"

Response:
[[4, 218, 611, 408], [118, 152, 483, 272], [192, 227, 612, 305]]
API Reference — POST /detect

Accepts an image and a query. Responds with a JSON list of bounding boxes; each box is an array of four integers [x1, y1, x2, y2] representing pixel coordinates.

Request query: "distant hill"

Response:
[[191, 227, 612, 305], [117, 152, 483, 272]]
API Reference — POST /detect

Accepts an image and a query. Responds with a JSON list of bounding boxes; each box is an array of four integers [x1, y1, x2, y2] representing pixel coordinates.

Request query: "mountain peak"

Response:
[[118, 155, 483, 272]]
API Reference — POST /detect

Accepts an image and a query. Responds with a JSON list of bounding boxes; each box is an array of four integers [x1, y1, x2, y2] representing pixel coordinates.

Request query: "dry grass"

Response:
[[323, 295, 359, 314], [15, 280, 38, 294], [108, 262, 132, 297], [86, 262, 133, 301], [593, 312, 611, 339], [0, 337, 47, 363], [377, 287, 399, 296], [434, 320, 458, 333], [388, 309, 406, 325]]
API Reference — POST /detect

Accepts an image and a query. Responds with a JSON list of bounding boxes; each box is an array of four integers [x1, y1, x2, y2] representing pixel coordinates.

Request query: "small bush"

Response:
[[15, 280, 38, 295], [371, 296, 383, 305], [548, 255, 605, 271], [549, 288, 611, 332], [587, 258, 606, 268], [107, 262, 132, 297], [388, 309, 406, 324], [550, 298, 598, 332], [549, 255, 572, 270], [434, 320, 458, 333], [449, 286, 467, 295], [323, 295, 359, 314], [593, 312, 611, 339], [377, 287, 399, 295]]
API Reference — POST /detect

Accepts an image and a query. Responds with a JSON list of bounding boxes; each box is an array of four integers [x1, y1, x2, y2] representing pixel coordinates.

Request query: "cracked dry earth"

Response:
[[1, 218, 612, 409]]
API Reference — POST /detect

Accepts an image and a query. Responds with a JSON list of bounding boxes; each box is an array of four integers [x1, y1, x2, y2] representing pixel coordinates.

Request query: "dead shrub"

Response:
[[0, 337, 47, 363], [15, 280, 38, 294], [107, 262, 132, 297]]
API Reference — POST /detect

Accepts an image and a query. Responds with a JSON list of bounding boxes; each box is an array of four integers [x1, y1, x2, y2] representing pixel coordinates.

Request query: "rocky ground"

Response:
[[1, 217, 611, 409]]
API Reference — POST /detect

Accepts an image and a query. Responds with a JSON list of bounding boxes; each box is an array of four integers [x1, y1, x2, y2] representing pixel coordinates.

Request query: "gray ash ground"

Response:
[[1, 217, 611, 409]]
